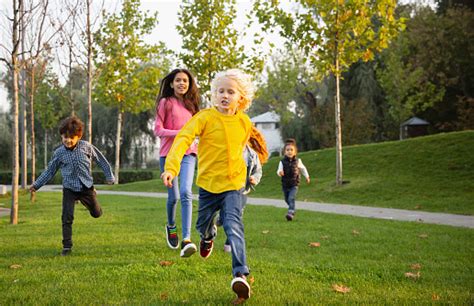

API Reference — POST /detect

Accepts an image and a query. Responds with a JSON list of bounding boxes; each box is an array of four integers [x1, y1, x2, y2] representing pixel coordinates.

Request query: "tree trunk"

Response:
[[29, 67, 36, 203], [11, 0, 22, 225], [334, 2, 343, 186], [69, 45, 74, 116], [86, 0, 93, 143], [30, 67, 36, 183], [44, 129, 48, 169], [20, 5, 27, 189], [114, 111, 123, 184], [335, 71, 343, 186]]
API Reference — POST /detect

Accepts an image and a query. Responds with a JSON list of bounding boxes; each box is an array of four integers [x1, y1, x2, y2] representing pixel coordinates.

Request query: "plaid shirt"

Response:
[[33, 140, 115, 192]]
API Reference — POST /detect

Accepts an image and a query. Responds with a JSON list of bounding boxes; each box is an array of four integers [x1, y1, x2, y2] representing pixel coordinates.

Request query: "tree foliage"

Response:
[[254, 0, 403, 185], [94, 0, 171, 182], [177, 0, 264, 103], [377, 6, 474, 131], [94, 0, 169, 115]]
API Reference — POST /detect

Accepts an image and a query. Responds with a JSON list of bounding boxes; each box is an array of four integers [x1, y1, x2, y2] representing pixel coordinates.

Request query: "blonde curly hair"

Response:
[[210, 69, 255, 112]]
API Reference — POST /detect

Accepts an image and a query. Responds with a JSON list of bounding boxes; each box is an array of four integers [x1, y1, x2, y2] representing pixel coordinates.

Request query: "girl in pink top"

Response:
[[154, 68, 200, 257]]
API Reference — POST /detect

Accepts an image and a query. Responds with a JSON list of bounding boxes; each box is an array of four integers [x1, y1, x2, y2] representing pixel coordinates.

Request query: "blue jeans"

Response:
[[196, 188, 249, 277], [220, 194, 247, 245], [160, 154, 196, 240], [282, 186, 298, 214]]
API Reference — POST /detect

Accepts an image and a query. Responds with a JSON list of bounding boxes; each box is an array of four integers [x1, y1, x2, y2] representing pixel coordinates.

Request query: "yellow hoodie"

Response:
[[165, 107, 251, 193]]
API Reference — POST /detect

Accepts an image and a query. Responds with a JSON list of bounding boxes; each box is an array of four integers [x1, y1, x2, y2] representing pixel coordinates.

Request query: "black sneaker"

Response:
[[286, 213, 294, 221], [165, 225, 179, 249], [199, 239, 214, 259], [61, 248, 72, 256], [180, 239, 197, 258], [231, 273, 250, 300]]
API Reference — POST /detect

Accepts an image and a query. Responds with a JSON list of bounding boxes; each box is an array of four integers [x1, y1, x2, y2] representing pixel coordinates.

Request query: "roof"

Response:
[[401, 116, 430, 126], [251, 111, 280, 123]]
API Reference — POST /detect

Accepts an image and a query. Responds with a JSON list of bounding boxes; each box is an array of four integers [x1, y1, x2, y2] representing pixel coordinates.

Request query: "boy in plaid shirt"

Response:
[[30, 116, 115, 256]]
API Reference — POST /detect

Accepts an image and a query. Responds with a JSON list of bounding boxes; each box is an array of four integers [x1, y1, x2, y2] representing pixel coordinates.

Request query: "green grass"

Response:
[[100, 130, 474, 215], [0, 193, 473, 304]]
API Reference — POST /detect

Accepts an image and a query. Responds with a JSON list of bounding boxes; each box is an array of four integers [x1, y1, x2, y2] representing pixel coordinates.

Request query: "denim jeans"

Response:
[[62, 186, 102, 248], [196, 188, 249, 277], [220, 193, 247, 245], [282, 186, 298, 214], [160, 154, 196, 240]]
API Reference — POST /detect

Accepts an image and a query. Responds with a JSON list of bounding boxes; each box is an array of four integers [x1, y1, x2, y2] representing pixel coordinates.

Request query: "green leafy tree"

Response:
[[377, 6, 473, 133], [94, 0, 170, 183], [177, 0, 264, 104], [34, 70, 68, 170], [254, 0, 404, 185]]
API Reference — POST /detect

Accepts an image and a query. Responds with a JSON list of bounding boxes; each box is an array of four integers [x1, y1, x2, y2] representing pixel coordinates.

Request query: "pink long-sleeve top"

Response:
[[154, 97, 198, 157]]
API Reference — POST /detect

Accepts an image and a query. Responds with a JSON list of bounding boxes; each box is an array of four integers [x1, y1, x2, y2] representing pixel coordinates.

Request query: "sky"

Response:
[[0, 0, 286, 112]]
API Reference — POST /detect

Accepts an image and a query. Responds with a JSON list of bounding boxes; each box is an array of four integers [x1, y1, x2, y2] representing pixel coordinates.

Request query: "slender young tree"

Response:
[[254, 0, 404, 185], [94, 0, 170, 183], [22, 0, 65, 187], [0, 0, 23, 224]]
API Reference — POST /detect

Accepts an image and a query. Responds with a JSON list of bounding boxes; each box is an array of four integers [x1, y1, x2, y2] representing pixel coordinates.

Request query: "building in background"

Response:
[[251, 111, 283, 155], [400, 116, 430, 140]]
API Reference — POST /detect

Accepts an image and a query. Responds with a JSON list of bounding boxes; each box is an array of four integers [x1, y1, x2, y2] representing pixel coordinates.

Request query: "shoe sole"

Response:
[[180, 243, 197, 258], [231, 277, 250, 300], [165, 225, 179, 250]]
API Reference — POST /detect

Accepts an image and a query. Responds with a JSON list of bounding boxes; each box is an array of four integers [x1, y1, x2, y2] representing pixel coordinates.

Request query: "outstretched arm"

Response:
[[92, 144, 115, 184]]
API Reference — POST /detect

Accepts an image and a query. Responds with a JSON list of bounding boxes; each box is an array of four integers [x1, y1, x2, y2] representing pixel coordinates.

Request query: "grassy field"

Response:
[[100, 131, 474, 215], [0, 193, 473, 304]]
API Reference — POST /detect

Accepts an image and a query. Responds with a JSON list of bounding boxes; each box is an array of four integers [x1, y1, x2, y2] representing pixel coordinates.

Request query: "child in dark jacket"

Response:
[[277, 139, 310, 221]]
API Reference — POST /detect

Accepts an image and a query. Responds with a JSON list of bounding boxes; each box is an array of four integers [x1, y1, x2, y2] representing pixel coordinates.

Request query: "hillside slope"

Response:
[[254, 130, 474, 215]]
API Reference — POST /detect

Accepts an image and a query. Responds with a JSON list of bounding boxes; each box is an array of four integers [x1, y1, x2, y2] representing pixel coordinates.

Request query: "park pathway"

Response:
[[1, 185, 473, 229]]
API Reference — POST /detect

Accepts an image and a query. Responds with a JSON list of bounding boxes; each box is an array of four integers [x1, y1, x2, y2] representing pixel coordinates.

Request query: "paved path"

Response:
[[2, 185, 473, 229]]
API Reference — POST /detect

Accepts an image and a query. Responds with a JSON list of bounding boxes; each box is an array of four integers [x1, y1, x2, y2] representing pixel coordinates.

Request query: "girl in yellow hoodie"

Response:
[[161, 69, 254, 301]]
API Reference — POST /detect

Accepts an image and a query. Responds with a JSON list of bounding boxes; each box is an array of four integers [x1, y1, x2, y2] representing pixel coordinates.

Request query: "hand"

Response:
[[278, 170, 284, 177], [306, 177, 311, 184], [29, 185, 36, 192], [249, 176, 256, 185], [161, 171, 174, 188]]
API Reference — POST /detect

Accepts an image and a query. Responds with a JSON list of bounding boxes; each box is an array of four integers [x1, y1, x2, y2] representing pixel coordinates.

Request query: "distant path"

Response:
[[2, 185, 473, 229]]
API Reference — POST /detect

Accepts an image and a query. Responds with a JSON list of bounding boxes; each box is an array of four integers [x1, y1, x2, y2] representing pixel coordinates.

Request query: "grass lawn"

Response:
[[99, 130, 474, 215], [0, 193, 473, 304]]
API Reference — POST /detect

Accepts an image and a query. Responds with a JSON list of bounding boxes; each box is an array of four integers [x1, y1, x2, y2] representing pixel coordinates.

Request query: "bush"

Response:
[[0, 170, 153, 185]]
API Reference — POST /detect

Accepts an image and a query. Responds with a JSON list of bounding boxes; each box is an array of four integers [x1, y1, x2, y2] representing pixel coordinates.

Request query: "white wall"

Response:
[[255, 123, 283, 154]]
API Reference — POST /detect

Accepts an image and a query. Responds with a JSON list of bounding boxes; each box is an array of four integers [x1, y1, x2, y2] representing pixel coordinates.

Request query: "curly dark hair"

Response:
[[155, 68, 200, 117], [59, 116, 84, 138]]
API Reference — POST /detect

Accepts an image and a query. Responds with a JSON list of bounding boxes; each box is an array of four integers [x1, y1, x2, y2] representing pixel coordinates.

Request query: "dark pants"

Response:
[[62, 186, 102, 248]]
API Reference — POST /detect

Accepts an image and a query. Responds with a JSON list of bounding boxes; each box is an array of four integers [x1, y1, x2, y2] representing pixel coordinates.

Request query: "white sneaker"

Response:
[[231, 275, 250, 300], [223, 244, 231, 253], [180, 240, 197, 258]]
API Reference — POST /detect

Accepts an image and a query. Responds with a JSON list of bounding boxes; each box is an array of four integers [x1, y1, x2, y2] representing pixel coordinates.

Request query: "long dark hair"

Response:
[[155, 68, 200, 117]]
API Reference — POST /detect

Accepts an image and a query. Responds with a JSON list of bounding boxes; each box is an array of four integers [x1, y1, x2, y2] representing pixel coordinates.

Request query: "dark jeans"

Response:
[[282, 186, 298, 214], [62, 186, 102, 248]]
